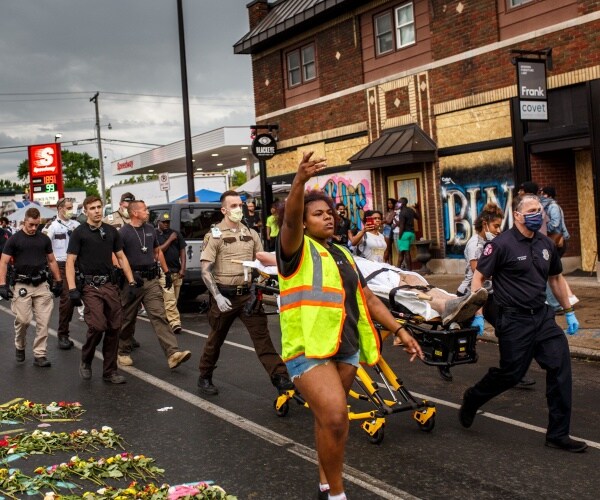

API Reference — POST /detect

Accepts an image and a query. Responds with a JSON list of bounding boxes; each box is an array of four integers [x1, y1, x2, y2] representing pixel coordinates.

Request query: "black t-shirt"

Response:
[[277, 240, 367, 357], [120, 223, 159, 268], [67, 223, 123, 275], [477, 226, 562, 309], [243, 213, 261, 233], [335, 216, 351, 244], [2, 229, 52, 274], [156, 228, 186, 272], [396, 206, 416, 233], [0, 228, 10, 255]]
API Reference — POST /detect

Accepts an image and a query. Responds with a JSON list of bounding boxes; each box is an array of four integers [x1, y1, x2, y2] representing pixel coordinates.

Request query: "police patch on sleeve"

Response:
[[542, 249, 549, 261], [483, 244, 493, 256]]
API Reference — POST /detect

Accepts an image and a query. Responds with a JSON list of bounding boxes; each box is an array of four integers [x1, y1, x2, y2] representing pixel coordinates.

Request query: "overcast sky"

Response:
[[0, 0, 255, 188]]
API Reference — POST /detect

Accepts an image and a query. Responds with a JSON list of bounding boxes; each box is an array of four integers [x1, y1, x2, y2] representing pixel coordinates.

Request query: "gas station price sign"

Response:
[[27, 143, 64, 204]]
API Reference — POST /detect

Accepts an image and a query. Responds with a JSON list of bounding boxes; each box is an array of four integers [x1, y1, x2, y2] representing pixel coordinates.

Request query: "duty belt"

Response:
[[500, 305, 545, 316], [132, 266, 159, 280], [83, 274, 111, 286], [218, 284, 251, 296], [15, 271, 48, 286]]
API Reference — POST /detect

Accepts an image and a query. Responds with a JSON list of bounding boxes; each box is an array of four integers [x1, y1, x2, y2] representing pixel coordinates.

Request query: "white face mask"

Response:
[[226, 207, 244, 223], [485, 231, 496, 241], [63, 209, 73, 219]]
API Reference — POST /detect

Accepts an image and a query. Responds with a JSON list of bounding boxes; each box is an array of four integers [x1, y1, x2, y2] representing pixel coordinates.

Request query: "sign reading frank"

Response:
[[517, 59, 548, 121]]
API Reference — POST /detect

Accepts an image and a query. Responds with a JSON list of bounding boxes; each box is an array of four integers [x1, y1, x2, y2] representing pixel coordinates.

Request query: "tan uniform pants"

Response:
[[159, 272, 183, 329], [11, 282, 54, 357]]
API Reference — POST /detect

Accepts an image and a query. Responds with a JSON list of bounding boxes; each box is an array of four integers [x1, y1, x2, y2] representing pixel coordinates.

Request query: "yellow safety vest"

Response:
[[278, 237, 380, 365]]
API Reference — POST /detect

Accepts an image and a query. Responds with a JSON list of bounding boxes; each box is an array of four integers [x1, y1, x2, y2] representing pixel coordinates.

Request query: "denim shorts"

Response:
[[285, 351, 360, 381], [383, 224, 392, 238]]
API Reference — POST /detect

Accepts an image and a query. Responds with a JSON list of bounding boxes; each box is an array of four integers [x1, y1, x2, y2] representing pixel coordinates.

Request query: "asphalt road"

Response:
[[0, 297, 598, 499]]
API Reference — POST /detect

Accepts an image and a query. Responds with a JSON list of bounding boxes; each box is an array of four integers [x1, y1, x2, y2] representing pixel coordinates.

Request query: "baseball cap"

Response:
[[120, 192, 135, 202], [160, 213, 170, 221]]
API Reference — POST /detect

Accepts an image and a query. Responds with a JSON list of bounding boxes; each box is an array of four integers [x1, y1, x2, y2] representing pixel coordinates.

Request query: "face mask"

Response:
[[63, 210, 73, 219], [122, 208, 129, 218], [227, 207, 244, 223], [520, 211, 543, 232]]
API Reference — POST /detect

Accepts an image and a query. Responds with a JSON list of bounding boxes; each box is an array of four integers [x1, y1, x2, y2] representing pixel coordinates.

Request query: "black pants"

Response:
[[57, 263, 75, 338], [466, 304, 572, 439], [199, 293, 288, 381], [81, 283, 122, 377]]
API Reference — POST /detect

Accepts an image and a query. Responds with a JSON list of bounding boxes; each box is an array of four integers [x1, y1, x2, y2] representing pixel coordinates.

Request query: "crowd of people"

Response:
[[0, 164, 588, 500]]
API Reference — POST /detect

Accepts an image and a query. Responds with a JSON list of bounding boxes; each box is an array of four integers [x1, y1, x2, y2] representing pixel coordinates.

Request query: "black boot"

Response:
[[197, 376, 219, 395]]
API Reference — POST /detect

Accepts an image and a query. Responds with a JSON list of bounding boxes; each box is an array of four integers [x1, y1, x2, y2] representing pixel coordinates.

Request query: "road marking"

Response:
[[2, 305, 599, 455]]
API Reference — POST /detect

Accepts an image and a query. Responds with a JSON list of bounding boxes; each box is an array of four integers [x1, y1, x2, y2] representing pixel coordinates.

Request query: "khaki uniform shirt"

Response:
[[200, 220, 262, 286], [102, 209, 130, 230]]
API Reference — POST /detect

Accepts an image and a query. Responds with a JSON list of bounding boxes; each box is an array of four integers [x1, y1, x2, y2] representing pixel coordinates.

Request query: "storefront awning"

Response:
[[348, 124, 436, 170]]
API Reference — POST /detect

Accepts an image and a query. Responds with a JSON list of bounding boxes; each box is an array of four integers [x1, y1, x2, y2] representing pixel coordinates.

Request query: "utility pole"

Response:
[[90, 92, 106, 205], [176, 0, 195, 202]]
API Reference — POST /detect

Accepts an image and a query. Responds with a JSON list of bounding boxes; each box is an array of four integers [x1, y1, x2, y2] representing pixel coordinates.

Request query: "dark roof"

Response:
[[348, 124, 437, 169], [234, 0, 363, 54]]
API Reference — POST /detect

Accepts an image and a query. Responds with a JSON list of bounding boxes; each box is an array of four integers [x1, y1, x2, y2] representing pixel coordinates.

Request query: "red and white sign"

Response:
[[28, 143, 64, 204]]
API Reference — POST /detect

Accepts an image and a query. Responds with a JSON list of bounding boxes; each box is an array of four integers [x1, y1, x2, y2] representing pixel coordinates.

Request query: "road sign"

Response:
[[159, 172, 170, 191]]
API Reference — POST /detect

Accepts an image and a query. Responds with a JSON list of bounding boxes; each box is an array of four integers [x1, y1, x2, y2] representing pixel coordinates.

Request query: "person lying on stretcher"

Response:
[[255, 251, 487, 329]]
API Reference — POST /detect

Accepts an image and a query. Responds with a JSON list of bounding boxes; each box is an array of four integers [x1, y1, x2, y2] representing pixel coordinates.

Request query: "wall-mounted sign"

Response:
[[158, 172, 170, 191], [27, 143, 64, 204], [251, 133, 277, 160], [517, 59, 548, 121]]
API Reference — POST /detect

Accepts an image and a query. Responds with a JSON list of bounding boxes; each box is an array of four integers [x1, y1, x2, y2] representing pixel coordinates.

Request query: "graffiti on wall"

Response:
[[441, 163, 514, 258], [306, 170, 372, 230]]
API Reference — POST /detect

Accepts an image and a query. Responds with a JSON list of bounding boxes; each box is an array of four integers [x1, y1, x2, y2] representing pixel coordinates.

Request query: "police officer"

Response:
[[103, 192, 134, 229], [47, 197, 80, 350], [197, 190, 292, 396], [0, 207, 62, 367], [66, 195, 135, 384], [156, 212, 186, 335], [117, 200, 192, 370], [459, 194, 587, 453]]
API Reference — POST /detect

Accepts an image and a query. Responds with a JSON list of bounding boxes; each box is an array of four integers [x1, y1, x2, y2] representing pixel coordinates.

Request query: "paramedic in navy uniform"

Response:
[[459, 194, 587, 453]]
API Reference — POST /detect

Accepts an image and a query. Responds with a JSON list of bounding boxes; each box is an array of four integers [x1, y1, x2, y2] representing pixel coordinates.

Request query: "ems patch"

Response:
[[542, 249, 550, 261], [483, 244, 493, 256]]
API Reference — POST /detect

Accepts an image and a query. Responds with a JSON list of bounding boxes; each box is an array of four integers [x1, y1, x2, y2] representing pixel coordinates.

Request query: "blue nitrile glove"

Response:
[[471, 314, 485, 336], [565, 311, 579, 335]]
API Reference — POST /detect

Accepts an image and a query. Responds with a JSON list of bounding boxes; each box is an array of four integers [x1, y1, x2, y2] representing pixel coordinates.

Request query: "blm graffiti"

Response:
[[306, 170, 373, 230], [441, 163, 514, 258]]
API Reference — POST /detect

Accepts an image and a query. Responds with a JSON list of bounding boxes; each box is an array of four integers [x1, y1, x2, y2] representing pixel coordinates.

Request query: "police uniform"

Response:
[[198, 220, 289, 387], [1, 230, 58, 365], [47, 216, 80, 348], [102, 208, 130, 230], [67, 222, 124, 379], [118, 222, 190, 367], [462, 226, 573, 441]]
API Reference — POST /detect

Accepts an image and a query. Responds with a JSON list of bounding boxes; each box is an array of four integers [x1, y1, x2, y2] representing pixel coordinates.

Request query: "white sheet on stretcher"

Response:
[[241, 256, 450, 321]]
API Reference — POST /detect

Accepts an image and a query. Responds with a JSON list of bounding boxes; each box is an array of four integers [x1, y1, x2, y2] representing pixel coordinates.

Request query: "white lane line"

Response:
[[0, 305, 418, 499], [146, 312, 600, 451]]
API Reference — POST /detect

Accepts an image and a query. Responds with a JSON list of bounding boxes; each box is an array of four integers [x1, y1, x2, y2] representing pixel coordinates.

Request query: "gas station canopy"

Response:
[[111, 126, 252, 176]]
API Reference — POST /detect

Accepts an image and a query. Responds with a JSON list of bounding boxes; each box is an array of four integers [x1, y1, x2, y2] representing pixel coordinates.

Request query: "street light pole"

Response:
[[90, 92, 106, 205], [176, 0, 195, 202]]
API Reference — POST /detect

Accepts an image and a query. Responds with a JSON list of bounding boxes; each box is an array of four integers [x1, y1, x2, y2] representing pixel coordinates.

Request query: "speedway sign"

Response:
[[28, 143, 64, 204]]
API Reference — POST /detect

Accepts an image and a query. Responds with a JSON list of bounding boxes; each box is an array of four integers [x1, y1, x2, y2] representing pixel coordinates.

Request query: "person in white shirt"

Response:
[[47, 198, 80, 350], [349, 210, 387, 263]]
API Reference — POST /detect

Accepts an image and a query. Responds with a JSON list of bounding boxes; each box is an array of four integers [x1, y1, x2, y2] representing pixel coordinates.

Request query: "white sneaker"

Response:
[[118, 354, 133, 366]]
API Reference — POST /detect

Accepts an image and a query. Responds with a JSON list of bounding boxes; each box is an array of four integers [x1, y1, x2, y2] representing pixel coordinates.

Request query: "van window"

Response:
[[149, 209, 169, 227], [180, 208, 222, 239]]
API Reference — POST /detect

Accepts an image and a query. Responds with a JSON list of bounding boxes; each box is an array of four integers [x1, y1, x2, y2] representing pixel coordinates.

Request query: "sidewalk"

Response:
[[425, 273, 600, 362]]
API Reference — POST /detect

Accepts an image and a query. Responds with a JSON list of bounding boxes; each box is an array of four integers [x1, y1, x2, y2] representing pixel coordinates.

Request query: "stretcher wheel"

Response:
[[418, 415, 435, 432], [368, 426, 385, 445], [273, 399, 289, 417]]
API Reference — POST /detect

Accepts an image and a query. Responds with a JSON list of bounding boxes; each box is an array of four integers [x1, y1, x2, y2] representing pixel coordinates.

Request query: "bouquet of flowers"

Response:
[[0, 427, 124, 460], [0, 401, 85, 423]]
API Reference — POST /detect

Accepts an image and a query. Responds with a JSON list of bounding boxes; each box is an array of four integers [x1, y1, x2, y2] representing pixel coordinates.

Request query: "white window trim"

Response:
[[509, 0, 534, 7], [374, 11, 393, 56], [395, 2, 415, 49]]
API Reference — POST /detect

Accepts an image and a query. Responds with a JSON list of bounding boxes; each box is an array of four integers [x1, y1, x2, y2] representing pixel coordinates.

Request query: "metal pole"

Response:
[[90, 92, 106, 205], [176, 0, 195, 202], [258, 158, 268, 243]]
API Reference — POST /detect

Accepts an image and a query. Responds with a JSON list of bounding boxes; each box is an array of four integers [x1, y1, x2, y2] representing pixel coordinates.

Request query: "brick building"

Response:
[[234, 0, 600, 273]]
